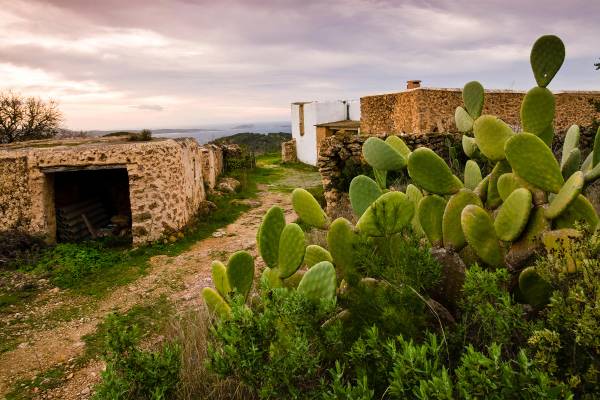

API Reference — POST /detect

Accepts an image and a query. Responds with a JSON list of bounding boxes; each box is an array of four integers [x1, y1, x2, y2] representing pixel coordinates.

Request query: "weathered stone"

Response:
[[0, 136, 228, 245]]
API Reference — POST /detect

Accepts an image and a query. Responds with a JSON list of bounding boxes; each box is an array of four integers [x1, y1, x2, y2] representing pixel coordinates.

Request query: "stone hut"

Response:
[[0, 136, 224, 245]]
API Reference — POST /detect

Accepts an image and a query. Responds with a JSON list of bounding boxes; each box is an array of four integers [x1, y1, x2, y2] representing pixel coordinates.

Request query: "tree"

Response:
[[0, 91, 63, 144], [595, 58, 600, 70]]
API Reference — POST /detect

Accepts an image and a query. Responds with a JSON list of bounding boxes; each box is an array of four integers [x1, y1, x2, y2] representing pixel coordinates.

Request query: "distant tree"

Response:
[[0, 91, 63, 144], [595, 58, 600, 70]]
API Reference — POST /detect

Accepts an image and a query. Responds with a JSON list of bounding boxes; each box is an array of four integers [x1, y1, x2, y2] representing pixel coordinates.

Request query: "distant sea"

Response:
[[151, 121, 291, 144]]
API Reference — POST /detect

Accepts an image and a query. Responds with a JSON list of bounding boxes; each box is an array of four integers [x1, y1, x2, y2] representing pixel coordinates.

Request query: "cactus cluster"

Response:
[[202, 34, 599, 317], [350, 34, 600, 308]]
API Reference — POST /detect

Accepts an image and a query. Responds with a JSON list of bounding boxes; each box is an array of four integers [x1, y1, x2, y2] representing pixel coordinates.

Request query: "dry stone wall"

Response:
[[281, 139, 297, 163], [361, 88, 600, 135], [318, 132, 462, 216], [0, 137, 227, 245]]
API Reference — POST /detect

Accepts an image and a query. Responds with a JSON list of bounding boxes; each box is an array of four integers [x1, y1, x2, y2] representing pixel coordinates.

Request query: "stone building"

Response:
[[288, 80, 600, 165], [0, 137, 225, 245], [361, 83, 600, 135]]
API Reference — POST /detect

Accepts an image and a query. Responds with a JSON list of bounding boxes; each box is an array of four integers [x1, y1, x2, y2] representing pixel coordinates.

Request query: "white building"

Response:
[[291, 99, 360, 166]]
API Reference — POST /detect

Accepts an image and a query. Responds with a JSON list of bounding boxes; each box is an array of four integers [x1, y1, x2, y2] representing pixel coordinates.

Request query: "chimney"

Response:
[[406, 80, 421, 89]]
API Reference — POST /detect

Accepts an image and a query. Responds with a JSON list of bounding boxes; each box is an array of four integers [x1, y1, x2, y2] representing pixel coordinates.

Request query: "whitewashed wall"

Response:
[[291, 99, 360, 166]]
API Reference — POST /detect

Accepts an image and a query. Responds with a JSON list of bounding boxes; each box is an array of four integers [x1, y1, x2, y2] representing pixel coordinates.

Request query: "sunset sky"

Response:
[[1, 0, 599, 131]]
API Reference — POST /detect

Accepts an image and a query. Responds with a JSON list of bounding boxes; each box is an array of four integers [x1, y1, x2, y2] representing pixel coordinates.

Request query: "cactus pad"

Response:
[[202, 288, 231, 318], [544, 171, 583, 219], [304, 244, 333, 268], [292, 188, 327, 229], [462, 81, 485, 118], [297, 261, 336, 303], [494, 188, 532, 241], [278, 223, 305, 278], [455, 106, 474, 132], [385, 136, 411, 158], [362, 137, 406, 171], [211, 261, 231, 298], [497, 173, 520, 201], [462, 135, 479, 158], [561, 148, 581, 180], [561, 125, 580, 166], [505, 133, 564, 193], [406, 184, 424, 234], [260, 267, 282, 289], [537, 124, 554, 147], [530, 35, 565, 88], [461, 204, 504, 267], [585, 162, 600, 183], [487, 160, 512, 209], [408, 148, 463, 195], [594, 127, 600, 168], [521, 87, 555, 135], [258, 206, 286, 268], [418, 195, 447, 246], [473, 115, 514, 161], [349, 175, 382, 217], [327, 218, 356, 280], [226, 251, 255, 299], [442, 189, 483, 250], [553, 194, 599, 231], [518, 267, 552, 308], [357, 191, 414, 237], [464, 160, 483, 190]]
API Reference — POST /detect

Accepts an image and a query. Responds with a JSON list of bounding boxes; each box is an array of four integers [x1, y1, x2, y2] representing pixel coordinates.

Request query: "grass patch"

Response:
[[5, 366, 67, 400]]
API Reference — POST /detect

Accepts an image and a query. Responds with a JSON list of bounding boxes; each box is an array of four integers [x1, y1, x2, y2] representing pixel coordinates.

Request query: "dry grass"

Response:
[[168, 307, 254, 400]]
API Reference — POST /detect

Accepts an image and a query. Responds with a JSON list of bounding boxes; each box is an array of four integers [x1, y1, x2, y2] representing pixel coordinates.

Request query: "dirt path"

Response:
[[0, 174, 307, 399]]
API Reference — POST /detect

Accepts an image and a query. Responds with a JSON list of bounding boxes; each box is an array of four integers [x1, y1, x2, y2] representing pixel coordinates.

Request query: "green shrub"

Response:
[[455, 344, 571, 399], [457, 265, 531, 356], [528, 233, 600, 397], [208, 291, 340, 399], [93, 313, 181, 400]]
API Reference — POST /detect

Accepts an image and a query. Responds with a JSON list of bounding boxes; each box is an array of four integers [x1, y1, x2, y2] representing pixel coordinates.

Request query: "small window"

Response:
[[299, 104, 305, 136]]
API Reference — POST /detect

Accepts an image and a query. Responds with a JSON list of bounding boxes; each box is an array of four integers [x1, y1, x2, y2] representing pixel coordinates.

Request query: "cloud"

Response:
[[131, 104, 164, 111], [0, 0, 599, 130]]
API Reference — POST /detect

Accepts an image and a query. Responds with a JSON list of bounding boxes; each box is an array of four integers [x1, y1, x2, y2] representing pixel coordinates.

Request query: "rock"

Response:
[[217, 177, 241, 193], [197, 200, 217, 215], [50, 287, 60, 294], [212, 230, 226, 238], [429, 247, 466, 313]]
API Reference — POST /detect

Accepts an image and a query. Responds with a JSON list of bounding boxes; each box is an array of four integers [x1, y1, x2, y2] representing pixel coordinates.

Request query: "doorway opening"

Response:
[[48, 166, 132, 242]]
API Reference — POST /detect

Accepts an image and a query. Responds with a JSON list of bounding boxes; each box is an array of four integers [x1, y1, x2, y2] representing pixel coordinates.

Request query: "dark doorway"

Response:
[[49, 167, 132, 242]]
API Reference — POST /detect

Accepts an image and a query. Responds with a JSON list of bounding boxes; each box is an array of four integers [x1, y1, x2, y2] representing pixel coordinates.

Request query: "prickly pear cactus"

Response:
[[297, 261, 337, 303], [530, 34, 565, 88], [258, 206, 286, 268], [226, 251, 255, 299], [349, 175, 382, 217], [278, 223, 306, 278], [362, 137, 406, 171], [407, 148, 463, 195], [442, 189, 483, 250], [357, 191, 414, 237], [304, 245, 333, 268], [461, 204, 504, 267], [202, 287, 232, 318], [473, 115, 514, 161], [292, 188, 328, 229]]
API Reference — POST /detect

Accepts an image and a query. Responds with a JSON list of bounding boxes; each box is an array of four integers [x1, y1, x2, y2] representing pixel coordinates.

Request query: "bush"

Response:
[[93, 313, 181, 400], [528, 233, 600, 398], [457, 265, 531, 356], [129, 129, 152, 141], [208, 291, 340, 399]]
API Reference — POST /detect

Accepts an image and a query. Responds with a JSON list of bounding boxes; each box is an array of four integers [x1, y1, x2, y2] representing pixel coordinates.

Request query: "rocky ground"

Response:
[[0, 162, 321, 399]]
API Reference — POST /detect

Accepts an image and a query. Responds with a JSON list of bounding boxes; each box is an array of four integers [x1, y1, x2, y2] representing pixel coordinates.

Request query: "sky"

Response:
[[1, 0, 599, 131]]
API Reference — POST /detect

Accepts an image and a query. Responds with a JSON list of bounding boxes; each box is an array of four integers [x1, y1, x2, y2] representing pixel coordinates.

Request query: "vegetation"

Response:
[[211, 132, 291, 154], [0, 91, 63, 143]]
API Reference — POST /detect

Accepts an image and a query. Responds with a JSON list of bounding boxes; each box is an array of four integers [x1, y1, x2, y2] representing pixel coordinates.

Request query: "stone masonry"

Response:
[[361, 88, 600, 135], [281, 139, 297, 163], [0, 137, 225, 245]]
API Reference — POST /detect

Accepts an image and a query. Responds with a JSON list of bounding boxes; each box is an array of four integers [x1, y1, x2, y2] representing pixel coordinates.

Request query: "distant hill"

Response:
[[210, 132, 291, 154]]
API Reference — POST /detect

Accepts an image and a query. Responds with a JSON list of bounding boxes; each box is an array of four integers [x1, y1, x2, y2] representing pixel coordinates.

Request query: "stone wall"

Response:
[[361, 88, 600, 135], [318, 132, 462, 216], [281, 139, 297, 163], [0, 137, 227, 245], [200, 144, 224, 189]]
